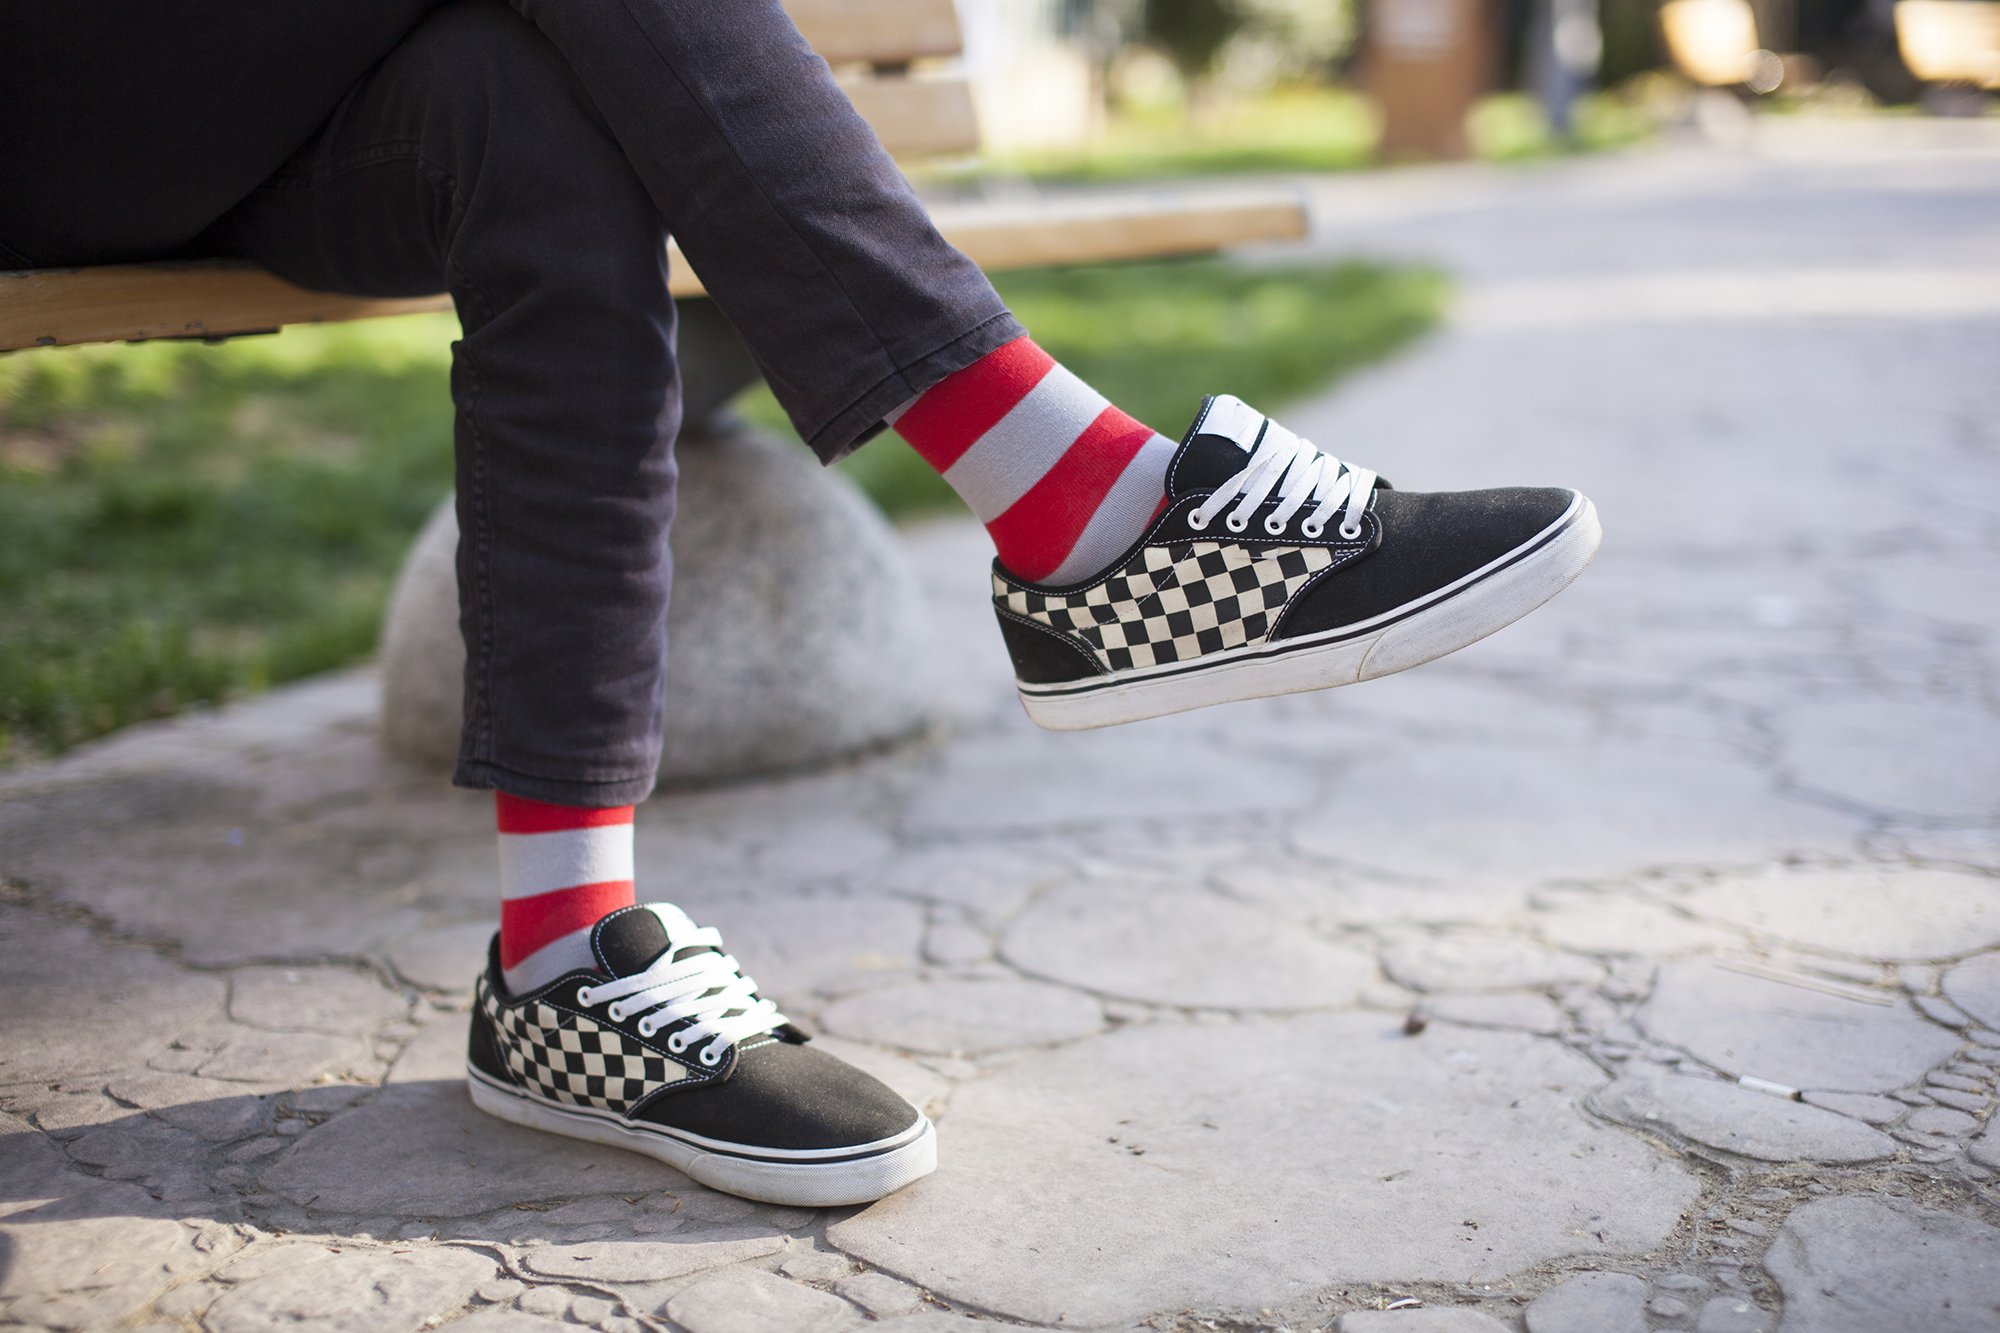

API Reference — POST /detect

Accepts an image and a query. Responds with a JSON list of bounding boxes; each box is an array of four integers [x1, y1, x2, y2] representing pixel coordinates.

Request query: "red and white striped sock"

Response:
[[890, 336, 1178, 585], [495, 792, 636, 995]]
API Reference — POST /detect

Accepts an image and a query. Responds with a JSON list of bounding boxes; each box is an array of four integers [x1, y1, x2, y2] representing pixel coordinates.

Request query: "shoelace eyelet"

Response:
[[637, 1018, 656, 1038], [1225, 514, 1248, 534], [1263, 515, 1286, 536], [699, 1047, 722, 1067], [575, 986, 596, 1007], [667, 1034, 686, 1054], [1301, 521, 1324, 538], [608, 1003, 628, 1022], [1187, 511, 1209, 531], [1339, 522, 1363, 541]]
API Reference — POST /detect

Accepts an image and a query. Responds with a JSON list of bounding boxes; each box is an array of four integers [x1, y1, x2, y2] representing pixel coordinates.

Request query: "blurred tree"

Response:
[[1235, 0, 1359, 80], [1141, 0, 1247, 90], [1597, 0, 1664, 85]]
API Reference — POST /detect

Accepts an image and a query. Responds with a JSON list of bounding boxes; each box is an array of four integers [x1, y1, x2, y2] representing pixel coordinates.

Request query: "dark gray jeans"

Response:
[[0, 0, 1022, 805]]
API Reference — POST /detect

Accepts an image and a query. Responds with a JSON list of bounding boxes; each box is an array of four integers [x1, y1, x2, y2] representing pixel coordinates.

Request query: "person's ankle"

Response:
[[892, 337, 1175, 586], [495, 792, 636, 993]]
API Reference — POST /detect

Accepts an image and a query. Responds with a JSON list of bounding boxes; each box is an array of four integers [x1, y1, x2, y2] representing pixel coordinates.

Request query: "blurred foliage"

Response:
[[1597, 0, 1666, 87], [1141, 0, 1245, 86], [937, 82, 1662, 185], [0, 256, 1442, 764], [1467, 85, 1663, 160], [963, 86, 1381, 182], [1065, 0, 1357, 92]]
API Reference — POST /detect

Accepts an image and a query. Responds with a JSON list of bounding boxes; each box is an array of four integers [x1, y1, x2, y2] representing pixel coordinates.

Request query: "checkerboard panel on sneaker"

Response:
[[482, 984, 685, 1114], [997, 540, 1340, 671]]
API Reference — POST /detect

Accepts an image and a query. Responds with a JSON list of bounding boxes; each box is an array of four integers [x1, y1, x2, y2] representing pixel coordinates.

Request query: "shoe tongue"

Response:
[[1172, 394, 1270, 496], [589, 903, 715, 977]]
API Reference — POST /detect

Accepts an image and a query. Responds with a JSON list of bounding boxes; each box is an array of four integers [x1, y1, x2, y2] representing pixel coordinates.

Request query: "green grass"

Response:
[[0, 256, 1443, 765], [1464, 90, 1663, 162]]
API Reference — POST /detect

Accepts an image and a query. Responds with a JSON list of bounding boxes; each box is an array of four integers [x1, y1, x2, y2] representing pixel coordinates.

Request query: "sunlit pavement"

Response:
[[4, 120, 2000, 1332]]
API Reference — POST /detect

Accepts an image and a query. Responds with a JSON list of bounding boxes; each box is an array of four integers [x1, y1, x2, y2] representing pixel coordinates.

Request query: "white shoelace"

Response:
[[576, 921, 786, 1068], [1187, 420, 1377, 542]]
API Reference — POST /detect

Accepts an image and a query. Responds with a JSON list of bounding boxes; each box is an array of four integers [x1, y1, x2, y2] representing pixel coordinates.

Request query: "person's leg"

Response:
[[500, 0, 1023, 463], [200, 0, 674, 989], [201, 0, 934, 1205], [203, 2, 679, 817], [0, 2, 446, 266]]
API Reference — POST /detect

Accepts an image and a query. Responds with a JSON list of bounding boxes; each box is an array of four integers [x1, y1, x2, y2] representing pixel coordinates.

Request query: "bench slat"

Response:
[[0, 191, 1308, 350], [845, 78, 980, 159], [789, 0, 963, 65]]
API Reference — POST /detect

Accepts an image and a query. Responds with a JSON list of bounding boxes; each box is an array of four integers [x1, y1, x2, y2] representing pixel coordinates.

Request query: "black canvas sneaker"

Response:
[[466, 902, 935, 1206], [994, 394, 1601, 730]]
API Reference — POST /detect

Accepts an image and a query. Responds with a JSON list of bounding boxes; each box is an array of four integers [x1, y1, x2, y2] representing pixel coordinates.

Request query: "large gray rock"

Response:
[[378, 427, 932, 786], [830, 1016, 1697, 1327], [1763, 1196, 2000, 1332]]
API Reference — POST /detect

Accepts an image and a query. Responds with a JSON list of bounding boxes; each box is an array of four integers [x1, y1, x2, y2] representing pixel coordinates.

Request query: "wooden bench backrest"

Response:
[[790, 0, 981, 159]]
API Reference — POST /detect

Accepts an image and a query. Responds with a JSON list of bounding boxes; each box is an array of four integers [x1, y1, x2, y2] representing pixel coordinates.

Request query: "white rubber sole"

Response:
[[1020, 493, 1602, 732], [467, 1068, 937, 1207]]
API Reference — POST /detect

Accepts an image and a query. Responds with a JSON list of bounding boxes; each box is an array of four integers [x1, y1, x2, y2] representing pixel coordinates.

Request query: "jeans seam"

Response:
[[461, 274, 497, 766], [425, 157, 500, 769]]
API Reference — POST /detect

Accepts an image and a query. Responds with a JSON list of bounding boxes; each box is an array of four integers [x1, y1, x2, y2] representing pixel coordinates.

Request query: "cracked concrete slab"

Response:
[[0, 905, 226, 1084], [1590, 1069, 1897, 1163], [1671, 867, 2000, 962], [1002, 878, 1377, 1009], [1763, 1196, 2000, 1332], [1638, 960, 1963, 1093], [829, 1017, 1698, 1326]]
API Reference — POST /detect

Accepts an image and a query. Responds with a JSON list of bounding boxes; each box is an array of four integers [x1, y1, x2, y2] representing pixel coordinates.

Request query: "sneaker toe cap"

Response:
[[1281, 486, 1582, 637], [634, 1041, 921, 1152]]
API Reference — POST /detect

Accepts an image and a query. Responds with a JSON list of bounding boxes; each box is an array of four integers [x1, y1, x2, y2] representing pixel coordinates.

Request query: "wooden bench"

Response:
[[0, 0, 1308, 356], [0, 0, 1313, 785]]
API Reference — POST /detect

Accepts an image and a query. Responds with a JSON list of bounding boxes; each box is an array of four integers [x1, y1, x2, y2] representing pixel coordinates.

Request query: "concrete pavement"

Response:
[[3, 117, 1999, 1331]]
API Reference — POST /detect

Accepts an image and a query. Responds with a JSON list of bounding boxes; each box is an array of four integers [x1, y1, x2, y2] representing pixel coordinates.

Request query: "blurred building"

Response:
[[955, 0, 1099, 151]]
